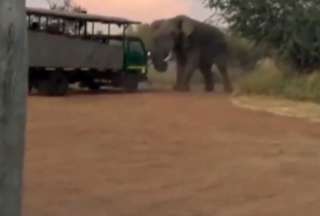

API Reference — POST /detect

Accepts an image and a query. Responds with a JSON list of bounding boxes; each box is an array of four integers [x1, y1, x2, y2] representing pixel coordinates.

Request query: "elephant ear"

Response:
[[179, 16, 195, 37]]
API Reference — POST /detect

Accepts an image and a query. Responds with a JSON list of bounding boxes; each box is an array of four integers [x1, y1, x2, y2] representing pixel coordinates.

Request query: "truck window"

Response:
[[47, 17, 62, 34], [129, 41, 144, 55], [28, 15, 41, 31]]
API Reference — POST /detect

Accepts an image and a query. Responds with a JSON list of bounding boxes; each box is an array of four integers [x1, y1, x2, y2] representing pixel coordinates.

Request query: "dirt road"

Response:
[[24, 91, 320, 216]]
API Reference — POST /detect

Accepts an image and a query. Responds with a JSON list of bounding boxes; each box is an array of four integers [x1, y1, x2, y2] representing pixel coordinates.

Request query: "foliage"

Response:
[[237, 58, 320, 102], [46, 0, 86, 13], [237, 58, 286, 95], [226, 33, 270, 71], [204, 0, 320, 71], [43, 0, 86, 35]]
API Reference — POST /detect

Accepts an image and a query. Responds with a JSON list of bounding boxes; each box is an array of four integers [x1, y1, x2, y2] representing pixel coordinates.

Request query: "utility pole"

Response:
[[0, 0, 28, 216]]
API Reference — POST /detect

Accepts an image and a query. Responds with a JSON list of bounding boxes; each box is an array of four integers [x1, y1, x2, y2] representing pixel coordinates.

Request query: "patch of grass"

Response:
[[237, 58, 320, 103], [237, 59, 286, 95], [233, 96, 320, 122], [283, 73, 320, 102]]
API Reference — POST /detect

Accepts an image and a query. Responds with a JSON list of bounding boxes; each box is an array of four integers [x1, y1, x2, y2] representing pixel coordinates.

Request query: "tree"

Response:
[[46, 0, 87, 13], [45, 0, 87, 35], [204, 0, 320, 71], [0, 0, 28, 216]]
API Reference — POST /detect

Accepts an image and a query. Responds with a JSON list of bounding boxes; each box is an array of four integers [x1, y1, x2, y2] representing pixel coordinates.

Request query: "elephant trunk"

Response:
[[150, 50, 169, 72]]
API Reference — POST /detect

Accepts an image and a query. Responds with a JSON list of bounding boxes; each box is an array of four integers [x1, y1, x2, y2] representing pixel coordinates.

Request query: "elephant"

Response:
[[150, 15, 233, 92]]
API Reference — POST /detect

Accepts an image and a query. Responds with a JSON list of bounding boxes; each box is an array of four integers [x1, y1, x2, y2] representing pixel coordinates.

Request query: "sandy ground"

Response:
[[233, 96, 320, 123], [24, 89, 320, 216]]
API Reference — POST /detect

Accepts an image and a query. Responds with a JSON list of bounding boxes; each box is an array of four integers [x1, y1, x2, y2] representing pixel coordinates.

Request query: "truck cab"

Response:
[[126, 38, 149, 79]]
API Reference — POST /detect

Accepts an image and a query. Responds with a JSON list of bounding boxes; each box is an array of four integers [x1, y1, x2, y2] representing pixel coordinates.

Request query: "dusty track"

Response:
[[24, 91, 320, 216]]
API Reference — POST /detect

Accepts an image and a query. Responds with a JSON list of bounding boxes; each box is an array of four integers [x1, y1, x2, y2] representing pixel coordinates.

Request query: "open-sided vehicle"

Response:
[[27, 7, 148, 95]]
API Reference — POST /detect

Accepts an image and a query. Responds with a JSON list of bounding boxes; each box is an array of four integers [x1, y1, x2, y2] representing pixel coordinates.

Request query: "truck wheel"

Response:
[[28, 79, 33, 94], [123, 73, 139, 93], [38, 72, 69, 96], [88, 82, 101, 91]]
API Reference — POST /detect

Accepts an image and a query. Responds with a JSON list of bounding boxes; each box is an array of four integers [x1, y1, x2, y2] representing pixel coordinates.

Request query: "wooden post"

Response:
[[0, 1, 28, 216]]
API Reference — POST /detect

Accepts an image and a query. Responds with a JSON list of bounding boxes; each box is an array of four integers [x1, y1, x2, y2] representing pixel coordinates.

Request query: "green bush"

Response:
[[205, 0, 320, 72], [237, 59, 286, 95], [282, 73, 320, 102], [237, 58, 320, 102], [227, 34, 269, 71]]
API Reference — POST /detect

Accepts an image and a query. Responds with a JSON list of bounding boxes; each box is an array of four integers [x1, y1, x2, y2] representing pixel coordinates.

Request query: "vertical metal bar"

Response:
[[46, 17, 49, 30], [62, 19, 66, 34], [84, 21, 87, 36], [38, 16, 41, 30], [28, 15, 31, 28], [122, 24, 128, 72], [78, 21, 81, 36], [0, 0, 28, 215]]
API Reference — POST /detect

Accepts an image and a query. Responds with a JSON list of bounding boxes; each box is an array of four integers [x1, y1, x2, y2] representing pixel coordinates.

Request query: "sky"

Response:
[[26, 0, 212, 23]]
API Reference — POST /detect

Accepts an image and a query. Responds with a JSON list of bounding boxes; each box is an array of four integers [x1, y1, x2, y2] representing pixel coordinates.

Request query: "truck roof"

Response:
[[26, 7, 141, 25]]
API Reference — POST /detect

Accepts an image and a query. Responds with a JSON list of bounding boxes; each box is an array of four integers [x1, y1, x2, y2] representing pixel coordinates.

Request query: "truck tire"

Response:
[[37, 71, 69, 96], [28, 78, 33, 94], [87, 81, 101, 91], [123, 73, 139, 93]]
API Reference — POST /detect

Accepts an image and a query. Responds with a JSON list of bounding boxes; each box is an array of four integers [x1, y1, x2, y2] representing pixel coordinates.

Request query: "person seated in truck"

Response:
[[30, 22, 40, 31]]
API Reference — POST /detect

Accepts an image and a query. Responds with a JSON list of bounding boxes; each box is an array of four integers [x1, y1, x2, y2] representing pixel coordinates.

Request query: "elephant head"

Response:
[[150, 16, 195, 72]]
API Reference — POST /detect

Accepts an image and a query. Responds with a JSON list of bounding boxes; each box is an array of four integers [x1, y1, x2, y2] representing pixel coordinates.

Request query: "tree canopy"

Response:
[[46, 0, 86, 13], [204, 0, 320, 71]]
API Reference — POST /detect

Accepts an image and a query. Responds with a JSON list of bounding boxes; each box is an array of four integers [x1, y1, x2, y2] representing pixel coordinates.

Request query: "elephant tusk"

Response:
[[164, 52, 174, 62]]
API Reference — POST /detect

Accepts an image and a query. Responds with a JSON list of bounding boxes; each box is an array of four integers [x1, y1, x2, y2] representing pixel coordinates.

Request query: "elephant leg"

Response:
[[178, 52, 199, 92], [180, 64, 197, 92], [200, 66, 215, 92], [174, 63, 184, 91], [216, 61, 233, 93]]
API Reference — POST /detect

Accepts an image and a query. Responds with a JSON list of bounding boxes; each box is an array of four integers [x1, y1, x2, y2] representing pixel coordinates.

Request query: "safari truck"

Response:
[[26, 7, 148, 96]]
